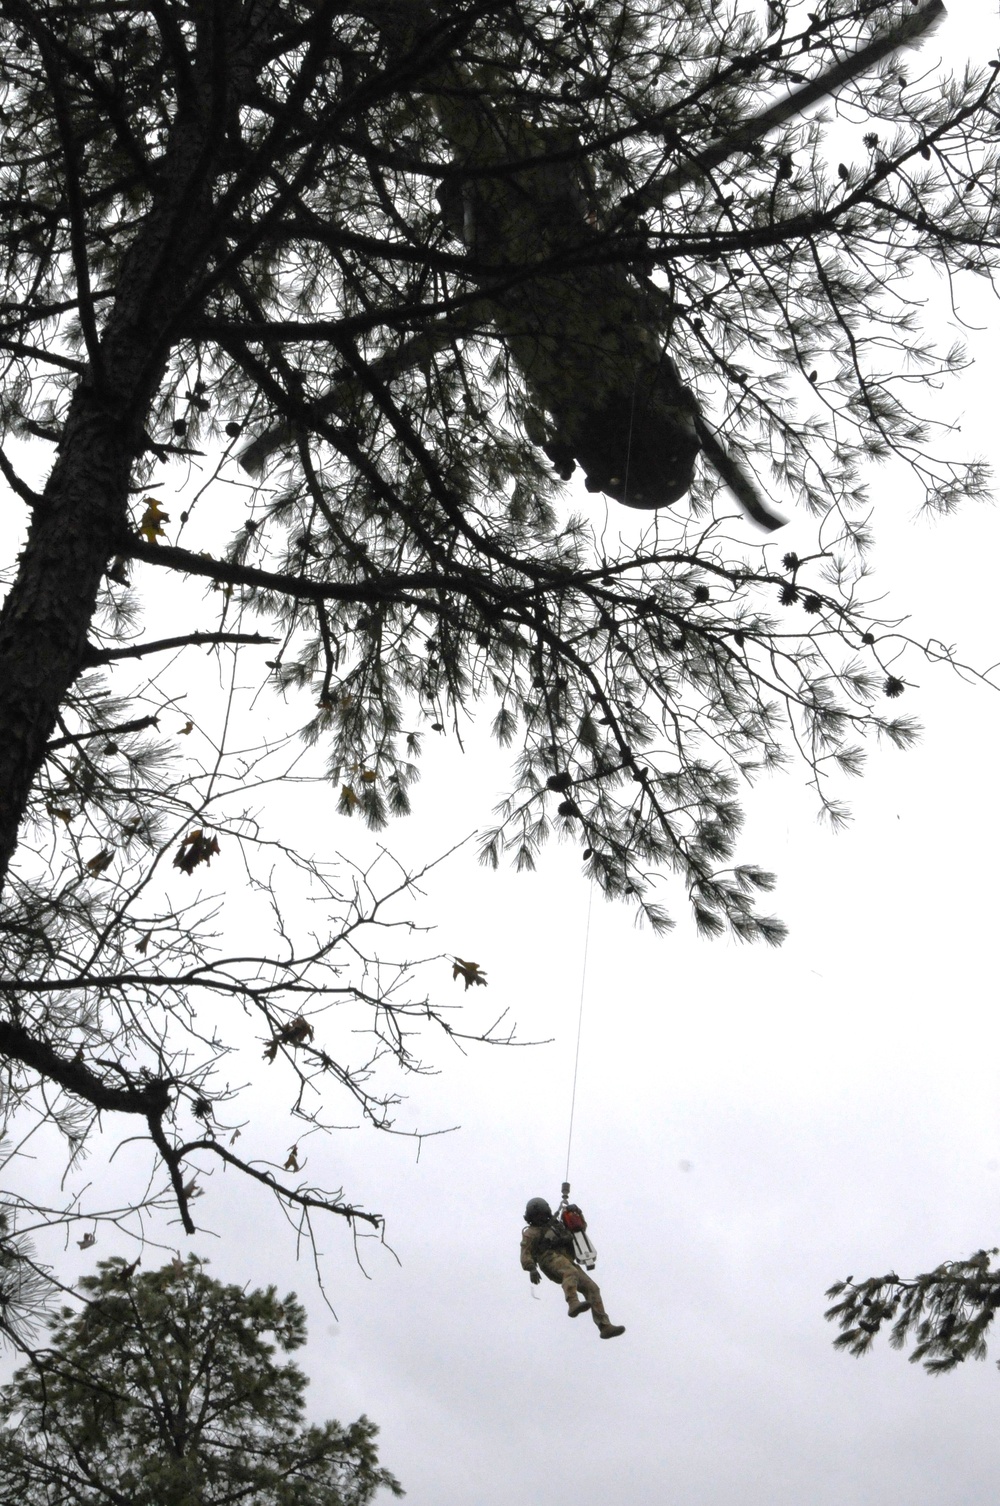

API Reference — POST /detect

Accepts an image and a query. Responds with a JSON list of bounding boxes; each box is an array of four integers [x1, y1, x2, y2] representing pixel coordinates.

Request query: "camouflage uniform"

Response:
[[520, 1221, 610, 1329]]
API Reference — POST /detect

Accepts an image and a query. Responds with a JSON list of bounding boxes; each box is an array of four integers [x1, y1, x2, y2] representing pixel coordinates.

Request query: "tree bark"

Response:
[[0, 10, 270, 893]]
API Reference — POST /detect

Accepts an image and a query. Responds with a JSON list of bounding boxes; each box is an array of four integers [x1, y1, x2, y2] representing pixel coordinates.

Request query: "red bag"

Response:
[[561, 1203, 587, 1234]]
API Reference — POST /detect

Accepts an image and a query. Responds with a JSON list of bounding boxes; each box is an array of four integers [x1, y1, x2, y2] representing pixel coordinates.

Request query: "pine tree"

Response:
[[0, 0, 997, 1316], [0, 1255, 402, 1504]]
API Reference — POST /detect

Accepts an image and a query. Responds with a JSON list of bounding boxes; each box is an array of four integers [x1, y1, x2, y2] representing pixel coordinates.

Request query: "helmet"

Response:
[[524, 1197, 552, 1225]]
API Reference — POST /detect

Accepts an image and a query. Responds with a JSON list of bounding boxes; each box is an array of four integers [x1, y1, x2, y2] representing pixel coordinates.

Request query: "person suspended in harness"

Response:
[[520, 1196, 625, 1339]]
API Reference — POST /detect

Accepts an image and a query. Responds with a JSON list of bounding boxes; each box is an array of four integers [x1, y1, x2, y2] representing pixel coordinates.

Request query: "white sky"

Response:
[[4, 4, 1000, 1504]]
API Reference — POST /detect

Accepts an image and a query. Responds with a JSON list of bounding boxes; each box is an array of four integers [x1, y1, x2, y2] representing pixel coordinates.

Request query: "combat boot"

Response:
[[598, 1321, 625, 1339], [567, 1299, 591, 1317]]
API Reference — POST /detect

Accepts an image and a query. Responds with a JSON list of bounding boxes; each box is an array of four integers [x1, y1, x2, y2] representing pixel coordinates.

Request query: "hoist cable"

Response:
[[562, 365, 635, 1185], [564, 881, 594, 1185]]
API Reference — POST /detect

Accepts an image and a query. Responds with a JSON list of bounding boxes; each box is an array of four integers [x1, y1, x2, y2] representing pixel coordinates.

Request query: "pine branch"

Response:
[[0, 444, 43, 508], [45, 714, 161, 751], [825, 1252, 1000, 1372], [619, 0, 947, 215], [0, 1016, 170, 1118], [84, 631, 279, 665]]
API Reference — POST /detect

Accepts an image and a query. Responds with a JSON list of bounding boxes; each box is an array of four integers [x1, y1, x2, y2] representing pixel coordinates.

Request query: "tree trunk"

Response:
[[0, 390, 139, 889], [0, 12, 269, 893]]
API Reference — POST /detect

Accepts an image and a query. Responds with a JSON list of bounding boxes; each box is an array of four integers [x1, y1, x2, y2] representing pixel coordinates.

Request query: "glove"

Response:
[[530, 1270, 542, 1285]]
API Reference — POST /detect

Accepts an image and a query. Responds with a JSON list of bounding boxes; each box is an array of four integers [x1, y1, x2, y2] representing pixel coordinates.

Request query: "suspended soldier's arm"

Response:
[[619, 0, 946, 218]]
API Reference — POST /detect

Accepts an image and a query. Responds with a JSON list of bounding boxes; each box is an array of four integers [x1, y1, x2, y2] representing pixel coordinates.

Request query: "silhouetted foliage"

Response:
[[0, 0, 996, 1322]]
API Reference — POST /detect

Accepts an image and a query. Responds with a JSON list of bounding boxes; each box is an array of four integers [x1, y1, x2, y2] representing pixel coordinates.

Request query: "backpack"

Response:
[[560, 1203, 598, 1271]]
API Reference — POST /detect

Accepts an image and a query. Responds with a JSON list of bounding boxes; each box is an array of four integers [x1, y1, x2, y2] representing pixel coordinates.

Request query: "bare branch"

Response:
[[84, 631, 279, 665]]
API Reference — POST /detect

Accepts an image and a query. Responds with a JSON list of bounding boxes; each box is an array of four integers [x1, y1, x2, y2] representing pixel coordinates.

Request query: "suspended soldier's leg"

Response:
[[575, 1268, 607, 1323], [566, 1269, 592, 1317], [577, 1269, 625, 1338], [546, 1253, 586, 1314]]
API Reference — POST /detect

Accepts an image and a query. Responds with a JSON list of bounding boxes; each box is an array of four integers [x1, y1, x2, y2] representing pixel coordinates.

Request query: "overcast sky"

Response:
[[5, 4, 1000, 1505]]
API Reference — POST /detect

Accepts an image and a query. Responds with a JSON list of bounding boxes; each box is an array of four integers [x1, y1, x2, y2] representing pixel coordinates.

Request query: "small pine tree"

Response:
[[0, 1256, 402, 1506]]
